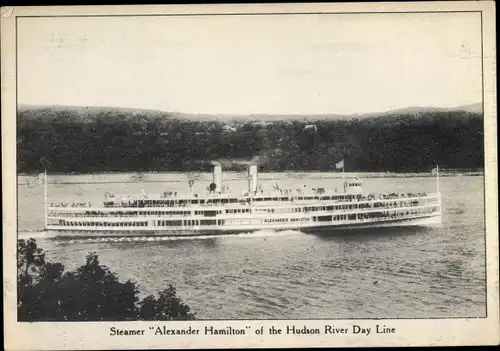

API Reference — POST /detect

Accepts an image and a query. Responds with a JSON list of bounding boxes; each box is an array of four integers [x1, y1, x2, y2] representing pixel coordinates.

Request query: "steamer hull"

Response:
[[301, 213, 442, 233], [43, 164, 443, 238], [46, 207, 442, 239]]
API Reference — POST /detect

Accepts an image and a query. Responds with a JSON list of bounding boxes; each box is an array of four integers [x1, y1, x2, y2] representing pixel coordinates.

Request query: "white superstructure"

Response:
[[44, 164, 442, 237]]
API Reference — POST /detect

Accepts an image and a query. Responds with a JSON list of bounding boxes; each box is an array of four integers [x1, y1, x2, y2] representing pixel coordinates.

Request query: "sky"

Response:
[[17, 12, 482, 115]]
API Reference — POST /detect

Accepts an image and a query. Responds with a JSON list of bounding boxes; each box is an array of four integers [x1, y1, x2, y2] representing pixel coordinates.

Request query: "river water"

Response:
[[17, 172, 486, 319]]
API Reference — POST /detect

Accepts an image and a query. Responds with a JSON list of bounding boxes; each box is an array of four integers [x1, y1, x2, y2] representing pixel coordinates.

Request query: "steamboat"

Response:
[[43, 164, 442, 237]]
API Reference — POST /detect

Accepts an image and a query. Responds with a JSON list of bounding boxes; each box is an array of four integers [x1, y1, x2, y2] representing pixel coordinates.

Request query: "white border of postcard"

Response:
[[2, 2, 498, 349]]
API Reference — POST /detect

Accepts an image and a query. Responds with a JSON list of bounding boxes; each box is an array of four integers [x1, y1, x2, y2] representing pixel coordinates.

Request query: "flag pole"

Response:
[[44, 169, 48, 229], [436, 164, 440, 194]]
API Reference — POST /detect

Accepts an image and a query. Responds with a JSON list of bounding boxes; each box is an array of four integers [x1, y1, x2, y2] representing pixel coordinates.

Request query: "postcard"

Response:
[[2, 2, 498, 349]]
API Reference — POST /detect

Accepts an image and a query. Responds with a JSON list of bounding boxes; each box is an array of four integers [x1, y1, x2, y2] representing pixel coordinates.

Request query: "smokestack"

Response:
[[248, 164, 258, 195], [212, 164, 222, 191]]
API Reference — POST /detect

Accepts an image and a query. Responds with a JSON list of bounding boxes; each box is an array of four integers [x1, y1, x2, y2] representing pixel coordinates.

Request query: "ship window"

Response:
[[317, 215, 332, 222], [200, 219, 216, 225]]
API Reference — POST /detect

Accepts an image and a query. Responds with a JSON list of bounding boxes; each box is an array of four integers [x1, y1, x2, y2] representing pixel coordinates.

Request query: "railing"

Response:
[[48, 200, 440, 219], [49, 192, 439, 210], [47, 206, 441, 229]]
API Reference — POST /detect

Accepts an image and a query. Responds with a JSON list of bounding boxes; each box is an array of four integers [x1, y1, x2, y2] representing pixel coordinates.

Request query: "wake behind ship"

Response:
[[41, 164, 442, 238]]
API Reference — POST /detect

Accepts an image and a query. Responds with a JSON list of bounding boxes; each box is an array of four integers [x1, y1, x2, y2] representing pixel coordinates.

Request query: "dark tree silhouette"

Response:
[[17, 106, 484, 173], [17, 238, 196, 321]]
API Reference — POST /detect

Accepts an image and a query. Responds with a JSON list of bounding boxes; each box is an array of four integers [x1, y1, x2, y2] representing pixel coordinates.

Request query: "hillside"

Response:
[[18, 102, 483, 122], [16, 104, 484, 173]]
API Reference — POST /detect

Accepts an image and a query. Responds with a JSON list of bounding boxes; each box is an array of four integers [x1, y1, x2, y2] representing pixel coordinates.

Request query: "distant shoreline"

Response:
[[17, 171, 484, 183]]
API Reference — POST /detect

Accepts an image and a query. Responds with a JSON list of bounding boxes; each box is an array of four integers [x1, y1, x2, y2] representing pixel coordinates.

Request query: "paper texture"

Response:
[[2, 2, 498, 349]]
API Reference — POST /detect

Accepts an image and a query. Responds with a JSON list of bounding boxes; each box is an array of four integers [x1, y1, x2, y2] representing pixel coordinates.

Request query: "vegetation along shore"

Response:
[[17, 238, 196, 321], [17, 104, 483, 174]]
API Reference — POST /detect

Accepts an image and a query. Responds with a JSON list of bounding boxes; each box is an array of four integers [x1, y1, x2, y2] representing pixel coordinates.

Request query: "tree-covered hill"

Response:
[[17, 105, 484, 173]]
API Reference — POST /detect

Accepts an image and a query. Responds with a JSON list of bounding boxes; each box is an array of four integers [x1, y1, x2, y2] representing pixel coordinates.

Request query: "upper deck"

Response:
[[49, 191, 439, 211], [47, 163, 440, 212]]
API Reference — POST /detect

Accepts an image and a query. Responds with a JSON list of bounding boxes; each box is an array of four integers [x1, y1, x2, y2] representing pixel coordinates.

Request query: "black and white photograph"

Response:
[[2, 2, 498, 349]]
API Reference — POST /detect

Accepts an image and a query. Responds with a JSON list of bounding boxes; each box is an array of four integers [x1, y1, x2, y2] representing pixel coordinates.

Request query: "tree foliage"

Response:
[[17, 106, 484, 173], [17, 238, 195, 321]]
